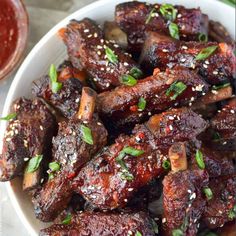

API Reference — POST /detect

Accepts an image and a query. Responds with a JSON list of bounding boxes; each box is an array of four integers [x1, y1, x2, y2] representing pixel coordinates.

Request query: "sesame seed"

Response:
[[124, 62, 129, 66], [97, 45, 103, 49], [211, 90, 218, 95], [169, 125, 173, 130], [162, 218, 166, 223], [24, 158, 29, 161], [124, 199, 128, 202], [180, 58, 186, 63], [97, 51, 101, 55], [187, 189, 192, 193], [148, 156, 152, 159], [40, 178, 44, 183], [205, 60, 210, 65], [230, 110, 235, 114], [100, 39, 104, 43], [190, 192, 196, 200], [75, 98, 80, 103], [84, 29, 89, 33], [128, 188, 134, 192], [101, 67, 105, 71], [97, 122, 102, 126], [168, 116, 174, 120], [177, 14, 182, 18], [127, 230, 133, 235], [213, 70, 218, 75], [87, 34, 92, 38], [182, 25, 186, 30], [162, 49, 169, 52], [94, 33, 98, 38], [181, 45, 188, 50], [203, 64, 208, 68], [113, 44, 119, 48], [40, 125, 43, 131], [106, 83, 110, 87], [148, 112, 152, 116]]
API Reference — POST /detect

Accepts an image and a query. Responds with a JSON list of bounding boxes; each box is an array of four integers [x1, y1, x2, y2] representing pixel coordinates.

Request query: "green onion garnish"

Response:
[[27, 155, 43, 173], [160, 3, 177, 21], [172, 229, 184, 236], [135, 231, 142, 236], [212, 83, 230, 90], [0, 113, 17, 121], [105, 46, 118, 64], [162, 160, 171, 170], [198, 33, 208, 42], [195, 150, 205, 169], [203, 187, 213, 200], [81, 125, 94, 145], [130, 67, 143, 79], [195, 46, 218, 61], [49, 161, 60, 172], [166, 81, 187, 100], [62, 213, 72, 225], [212, 132, 221, 141], [145, 8, 156, 24], [169, 22, 180, 40], [150, 219, 159, 234], [49, 64, 63, 93], [228, 204, 236, 219], [121, 146, 144, 157], [138, 97, 147, 111], [121, 75, 137, 86]]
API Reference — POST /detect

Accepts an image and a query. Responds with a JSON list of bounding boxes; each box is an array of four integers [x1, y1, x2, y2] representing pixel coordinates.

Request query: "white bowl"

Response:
[[0, 0, 235, 235]]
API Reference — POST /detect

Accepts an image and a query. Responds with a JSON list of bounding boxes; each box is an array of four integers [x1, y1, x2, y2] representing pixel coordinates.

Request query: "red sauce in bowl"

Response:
[[0, 0, 28, 80], [0, 0, 18, 70]]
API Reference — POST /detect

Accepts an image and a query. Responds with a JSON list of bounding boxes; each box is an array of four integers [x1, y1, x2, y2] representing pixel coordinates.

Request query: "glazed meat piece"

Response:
[[202, 175, 236, 229], [115, 1, 208, 52], [0, 98, 57, 182], [209, 20, 235, 46], [162, 169, 209, 236], [97, 67, 209, 129], [40, 211, 156, 236], [32, 61, 84, 118], [32, 88, 108, 222], [140, 33, 236, 85], [59, 18, 142, 92], [73, 108, 208, 210], [211, 98, 236, 141], [189, 146, 235, 178]]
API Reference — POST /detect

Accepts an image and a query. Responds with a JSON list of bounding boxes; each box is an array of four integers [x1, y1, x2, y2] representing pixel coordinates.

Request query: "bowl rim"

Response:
[[0, 0, 29, 81], [1, 0, 235, 235]]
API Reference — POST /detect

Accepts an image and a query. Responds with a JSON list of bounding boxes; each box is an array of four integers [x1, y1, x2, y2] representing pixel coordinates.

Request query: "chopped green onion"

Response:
[[150, 219, 159, 234], [162, 160, 171, 170], [203, 187, 213, 200], [105, 46, 118, 64], [48, 173, 54, 180], [212, 132, 221, 141], [135, 231, 142, 236], [160, 3, 177, 21], [49, 161, 60, 172], [81, 125, 93, 145], [145, 8, 156, 24], [27, 155, 43, 173], [138, 97, 147, 111], [195, 46, 218, 61], [49, 64, 62, 93], [62, 213, 72, 225], [166, 81, 187, 100], [121, 75, 137, 86], [195, 150, 205, 169], [172, 229, 183, 236], [228, 204, 236, 219], [169, 22, 180, 40], [212, 83, 230, 90], [0, 113, 17, 121], [198, 33, 208, 42], [122, 146, 144, 157], [130, 67, 143, 79], [121, 171, 134, 181]]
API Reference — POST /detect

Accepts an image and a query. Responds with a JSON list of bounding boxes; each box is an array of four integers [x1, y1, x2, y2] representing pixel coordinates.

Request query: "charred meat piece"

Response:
[[59, 18, 142, 92], [115, 1, 208, 52], [211, 98, 236, 141], [73, 108, 208, 210], [0, 98, 57, 182], [209, 20, 235, 46], [140, 33, 236, 85], [202, 175, 236, 229], [162, 169, 209, 236], [32, 88, 108, 222], [32, 61, 84, 119], [98, 68, 209, 129], [40, 211, 156, 236]]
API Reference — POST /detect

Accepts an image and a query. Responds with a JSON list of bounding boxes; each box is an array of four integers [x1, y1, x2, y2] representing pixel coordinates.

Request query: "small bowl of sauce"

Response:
[[0, 0, 28, 81]]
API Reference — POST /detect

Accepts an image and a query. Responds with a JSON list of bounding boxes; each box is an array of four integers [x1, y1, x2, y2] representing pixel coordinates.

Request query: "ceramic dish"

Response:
[[0, 0, 235, 235]]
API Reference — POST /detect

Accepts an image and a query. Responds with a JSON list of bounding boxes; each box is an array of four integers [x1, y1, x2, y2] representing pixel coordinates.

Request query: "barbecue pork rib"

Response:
[[202, 174, 236, 229], [39, 211, 156, 236], [140, 32, 236, 85], [0, 98, 57, 182], [162, 169, 209, 236], [59, 18, 142, 92], [32, 88, 108, 222], [115, 1, 208, 53], [73, 108, 208, 210], [97, 67, 209, 129], [32, 61, 84, 119]]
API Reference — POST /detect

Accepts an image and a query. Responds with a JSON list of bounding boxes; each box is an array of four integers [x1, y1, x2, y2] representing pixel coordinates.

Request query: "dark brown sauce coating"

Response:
[[0, 98, 57, 181], [115, 1, 208, 53]]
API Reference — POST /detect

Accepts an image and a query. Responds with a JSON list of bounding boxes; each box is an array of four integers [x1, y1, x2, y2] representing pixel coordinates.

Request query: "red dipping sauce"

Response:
[[0, 0, 18, 70], [0, 0, 28, 80]]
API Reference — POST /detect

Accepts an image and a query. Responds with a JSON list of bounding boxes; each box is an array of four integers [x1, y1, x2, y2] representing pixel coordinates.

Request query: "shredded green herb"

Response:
[[121, 74, 137, 86], [162, 160, 171, 170], [166, 81, 187, 100], [138, 97, 147, 111], [203, 187, 213, 200], [195, 150, 205, 169], [81, 125, 94, 145], [49, 64, 62, 93], [212, 83, 230, 90], [49, 162, 60, 172], [228, 204, 236, 219], [62, 213, 72, 225], [198, 33, 208, 42], [130, 67, 143, 79], [195, 46, 218, 61], [0, 113, 17, 121], [160, 3, 177, 21], [27, 155, 43, 173], [169, 22, 180, 40], [105, 46, 118, 64], [145, 8, 156, 24]]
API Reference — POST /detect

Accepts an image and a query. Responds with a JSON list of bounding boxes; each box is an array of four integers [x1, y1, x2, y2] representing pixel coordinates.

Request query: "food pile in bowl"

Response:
[[0, 1, 236, 235]]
